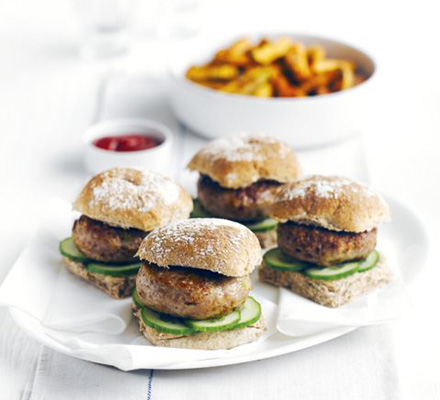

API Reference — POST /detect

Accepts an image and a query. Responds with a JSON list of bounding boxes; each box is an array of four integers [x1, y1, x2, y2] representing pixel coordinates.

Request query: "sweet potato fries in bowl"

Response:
[[170, 33, 376, 147], [185, 36, 367, 98]]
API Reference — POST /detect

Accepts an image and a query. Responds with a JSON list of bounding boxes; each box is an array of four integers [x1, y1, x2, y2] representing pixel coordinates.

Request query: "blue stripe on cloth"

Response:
[[147, 369, 154, 400]]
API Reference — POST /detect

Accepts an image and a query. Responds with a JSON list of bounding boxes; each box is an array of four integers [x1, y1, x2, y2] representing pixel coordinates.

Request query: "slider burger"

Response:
[[259, 175, 392, 307], [59, 168, 193, 299], [132, 218, 266, 350], [187, 135, 301, 248]]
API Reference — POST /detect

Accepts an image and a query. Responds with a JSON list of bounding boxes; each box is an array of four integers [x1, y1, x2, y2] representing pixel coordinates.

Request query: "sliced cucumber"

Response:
[[190, 199, 212, 218], [264, 248, 311, 271], [233, 296, 261, 329], [245, 218, 278, 232], [304, 261, 360, 281], [87, 262, 141, 276], [141, 307, 194, 336], [132, 288, 144, 308], [59, 237, 89, 262], [186, 310, 241, 332], [358, 250, 380, 272]]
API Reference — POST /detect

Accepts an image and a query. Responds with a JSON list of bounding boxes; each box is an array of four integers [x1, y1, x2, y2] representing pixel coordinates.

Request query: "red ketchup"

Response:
[[93, 134, 162, 152]]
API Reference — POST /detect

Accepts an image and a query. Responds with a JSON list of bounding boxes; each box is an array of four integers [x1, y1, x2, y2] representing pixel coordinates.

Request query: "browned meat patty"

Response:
[[197, 175, 281, 221], [277, 222, 377, 266], [136, 263, 251, 320], [72, 215, 146, 263]]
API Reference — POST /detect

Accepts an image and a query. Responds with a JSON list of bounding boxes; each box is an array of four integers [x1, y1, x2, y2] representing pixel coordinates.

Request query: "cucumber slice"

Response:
[[190, 199, 212, 218], [233, 296, 261, 329], [87, 262, 141, 276], [186, 310, 241, 332], [358, 250, 380, 272], [264, 248, 311, 271], [141, 307, 194, 336], [245, 218, 278, 232], [59, 237, 89, 262], [132, 288, 144, 308], [304, 261, 360, 281]]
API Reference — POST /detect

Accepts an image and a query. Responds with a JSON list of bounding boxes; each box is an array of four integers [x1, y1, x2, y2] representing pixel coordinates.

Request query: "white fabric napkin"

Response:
[[0, 198, 131, 335], [275, 249, 410, 336], [43, 267, 133, 334]]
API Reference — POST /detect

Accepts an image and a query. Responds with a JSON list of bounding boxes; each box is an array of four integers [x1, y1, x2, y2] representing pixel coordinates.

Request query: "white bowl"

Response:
[[83, 118, 173, 175], [170, 34, 376, 148]]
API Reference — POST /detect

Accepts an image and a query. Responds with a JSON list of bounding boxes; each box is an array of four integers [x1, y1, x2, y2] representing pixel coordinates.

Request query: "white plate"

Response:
[[9, 197, 428, 370]]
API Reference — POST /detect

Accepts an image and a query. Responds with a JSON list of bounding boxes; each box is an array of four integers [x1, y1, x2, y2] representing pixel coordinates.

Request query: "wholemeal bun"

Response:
[[134, 308, 266, 350], [254, 229, 277, 249], [136, 218, 262, 277], [259, 255, 392, 307], [62, 257, 135, 299], [187, 135, 301, 189], [269, 175, 390, 233], [74, 168, 193, 231]]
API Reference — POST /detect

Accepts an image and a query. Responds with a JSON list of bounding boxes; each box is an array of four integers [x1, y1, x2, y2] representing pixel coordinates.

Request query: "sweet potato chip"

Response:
[[186, 37, 366, 98], [186, 65, 238, 82], [251, 37, 292, 65], [284, 43, 312, 80]]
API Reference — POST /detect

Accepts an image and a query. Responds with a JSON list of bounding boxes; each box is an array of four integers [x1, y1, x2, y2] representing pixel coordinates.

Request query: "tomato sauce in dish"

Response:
[[93, 134, 162, 152]]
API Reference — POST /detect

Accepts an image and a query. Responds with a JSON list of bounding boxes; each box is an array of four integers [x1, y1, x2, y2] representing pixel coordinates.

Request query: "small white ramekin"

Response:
[[83, 118, 173, 175]]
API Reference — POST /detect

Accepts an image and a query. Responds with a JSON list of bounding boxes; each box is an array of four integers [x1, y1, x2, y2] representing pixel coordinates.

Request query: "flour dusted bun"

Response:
[[269, 175, 390, 232], [136, 218, 262, 277], [74, 168, 193, 231], [187, 135, 301, 189]]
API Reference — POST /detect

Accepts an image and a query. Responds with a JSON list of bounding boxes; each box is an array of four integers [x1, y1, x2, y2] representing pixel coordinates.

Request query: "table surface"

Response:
[[1, 0, 439, 399]]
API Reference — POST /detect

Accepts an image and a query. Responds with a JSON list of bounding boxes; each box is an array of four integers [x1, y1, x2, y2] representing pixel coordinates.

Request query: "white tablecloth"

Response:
[[0, 0, 439, 399]]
